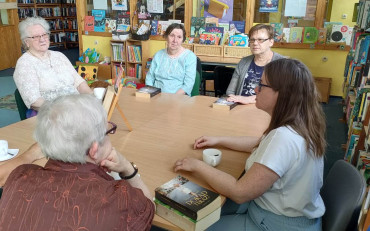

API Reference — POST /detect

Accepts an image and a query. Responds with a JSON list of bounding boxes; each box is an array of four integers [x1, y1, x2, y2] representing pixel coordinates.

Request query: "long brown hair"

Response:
[[263, 58, 326, 157]]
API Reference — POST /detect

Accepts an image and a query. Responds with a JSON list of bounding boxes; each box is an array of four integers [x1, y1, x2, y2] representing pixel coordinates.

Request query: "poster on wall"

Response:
[[203, 0, 233, 23], [259, 0, 279, 13], [147, 0, 164, 13], [112, 0, 128, 11], [285, 0, 307, 17], [94, 0, 108, 10]]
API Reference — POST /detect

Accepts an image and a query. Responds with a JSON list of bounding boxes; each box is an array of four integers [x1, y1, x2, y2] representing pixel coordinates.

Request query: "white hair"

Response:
[[34, 94, 107, 164], [18, 17, 50, 49]]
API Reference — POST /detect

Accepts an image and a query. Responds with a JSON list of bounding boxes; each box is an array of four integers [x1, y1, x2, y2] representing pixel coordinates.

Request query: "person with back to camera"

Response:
[[174, 58, 326, 231], [13, 16, 92, 118], [145, 23, 197, 95], [0, 94, 155, 230], [226, 24, 284, 105]]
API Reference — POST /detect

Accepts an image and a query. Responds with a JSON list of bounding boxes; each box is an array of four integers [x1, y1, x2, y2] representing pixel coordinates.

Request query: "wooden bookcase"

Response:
[[18, 0, 78, 48], [110, 39, 150, 83]]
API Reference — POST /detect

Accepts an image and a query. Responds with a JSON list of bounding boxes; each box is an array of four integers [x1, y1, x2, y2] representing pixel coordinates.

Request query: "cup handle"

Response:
[[212, 158, 217, 166]]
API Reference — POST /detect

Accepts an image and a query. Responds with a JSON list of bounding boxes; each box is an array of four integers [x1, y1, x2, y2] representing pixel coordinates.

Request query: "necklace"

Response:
[[28, 50, 53, 68]]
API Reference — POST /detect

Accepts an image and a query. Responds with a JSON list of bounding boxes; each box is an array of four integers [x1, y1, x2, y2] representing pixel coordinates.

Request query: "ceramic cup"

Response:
[[93, 87, 106, 101], [0, 140, 8, 156], [203, 148, 222, 167]]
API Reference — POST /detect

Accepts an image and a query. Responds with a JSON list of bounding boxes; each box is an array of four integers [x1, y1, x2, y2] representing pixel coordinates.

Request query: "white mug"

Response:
[[203, 148, 222, 167], [93, 87, 106, 101], [0, 140, 8, 156]]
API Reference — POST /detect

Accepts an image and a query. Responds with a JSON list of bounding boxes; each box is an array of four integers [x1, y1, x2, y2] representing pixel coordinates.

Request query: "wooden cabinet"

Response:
[[314, 77, 332, 103], [18, 0, 77, 48]]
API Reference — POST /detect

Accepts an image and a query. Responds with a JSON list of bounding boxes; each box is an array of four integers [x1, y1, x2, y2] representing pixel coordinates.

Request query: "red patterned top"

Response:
[[0, 159, 155, 231]]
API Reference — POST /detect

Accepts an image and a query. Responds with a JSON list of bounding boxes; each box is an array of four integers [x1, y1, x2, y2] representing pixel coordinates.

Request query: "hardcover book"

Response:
[[155, 175, 221, 221], [155, 199, 221, 231], [316, 28, 327, 45], [191, 17, 206, 37], [205, 17, 219, 27], [289, 27, 304, 43], [229, 21, 245, 34], [282, 28, 290, 42], [270, 23, 283, 42], [84, 16, 94, 31], [92, 10, 106, 32], [330, 25, 353, 45], [105, 18, 117, 32], [212, 98, 238, 110], [302, 27, 319, 44], [135, 86, 161, 98], [228, 34, 249, 47]]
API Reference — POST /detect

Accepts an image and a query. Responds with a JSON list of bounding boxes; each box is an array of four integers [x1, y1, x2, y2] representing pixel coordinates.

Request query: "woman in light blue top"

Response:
[[145, 23, 197, 96]]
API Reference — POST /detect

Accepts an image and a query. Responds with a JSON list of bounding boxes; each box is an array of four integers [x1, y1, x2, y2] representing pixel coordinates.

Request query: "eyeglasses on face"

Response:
[[257, 82, 272, 92], [249, 38, 270, 44], [27, 33, 50, 41], [106, 121, 117, 135]]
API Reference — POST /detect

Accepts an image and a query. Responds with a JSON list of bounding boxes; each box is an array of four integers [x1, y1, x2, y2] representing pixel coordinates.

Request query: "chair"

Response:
[[14, 89, 27, 121], [321, 160, 366, 231], [191, 57, 202, 96], [213, 66, 235, 97]]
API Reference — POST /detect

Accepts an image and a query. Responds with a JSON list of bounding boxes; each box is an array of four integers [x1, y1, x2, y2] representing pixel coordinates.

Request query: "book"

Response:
[[302, 27, 319, 44], [92, 10, 106, 32], [229, 21, 245, 34], [270, 23, 283, 42], [105, 18, 117, 32], [151, 20, 158, 35], [84, 16, 94, 31], [191, 17, 206, 37], [135, 86, 161, 98], [205, 17, 219, 27], [155, 199, 221, 231], [228, 34, 248, 47], [282, 28, 290, 42], [155, 175, 221, 221], [289, 27, 304, 43], [212, 98, 238, 110], [324, 22, 342, 43], [330, 25, 353, 45], [316, 28, 327, 45]]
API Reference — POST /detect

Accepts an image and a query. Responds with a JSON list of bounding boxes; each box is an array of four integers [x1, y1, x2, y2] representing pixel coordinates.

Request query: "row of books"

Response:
[[154, 175, 222, 231], [49, 32, 66, 43], [37, 7, 62, 17], [61, 7, 76, 17], [271, 23, 353, 45], [34, 0, 60, 3], [111, 43, 125, 62], [357, 0, 370, 30], [127, 65, 142, 79], [18, 8, 35, 19], [127, 45, 142, 63], [190, 17, 245, 38], [150, 20, 181, 36], [48, 19, 77, 31], [65, 32, 78, 42]]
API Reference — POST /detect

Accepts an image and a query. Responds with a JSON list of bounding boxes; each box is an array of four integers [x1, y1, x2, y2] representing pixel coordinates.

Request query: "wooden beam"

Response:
[[245, 0, 255, 33], [0, 2, 17, 10], [76, 0, 86, 56], [185, 0, 192, 38], [315, 0, 326, 28]]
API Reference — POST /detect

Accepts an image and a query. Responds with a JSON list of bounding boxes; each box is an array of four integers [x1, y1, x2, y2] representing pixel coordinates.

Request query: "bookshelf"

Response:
[[17, 0, 78, 48], [110, 40, 126, 81]]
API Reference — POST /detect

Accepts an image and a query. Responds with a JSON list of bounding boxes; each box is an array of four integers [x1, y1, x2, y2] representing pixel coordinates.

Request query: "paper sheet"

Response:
[[93, 0, 108, 10], [147, 0, 164, 14], [284, 0, 307, 17]]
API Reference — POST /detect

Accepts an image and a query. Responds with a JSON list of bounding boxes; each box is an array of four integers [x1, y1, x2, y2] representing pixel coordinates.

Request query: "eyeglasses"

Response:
[[249, 38, 270, 44], [257, 82, 272, 91], [27, 33, 50, 40], [105, 121, 117, 135]]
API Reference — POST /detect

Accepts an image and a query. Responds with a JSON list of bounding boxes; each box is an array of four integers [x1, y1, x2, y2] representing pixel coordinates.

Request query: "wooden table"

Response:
[[0, 88, 270, 230]]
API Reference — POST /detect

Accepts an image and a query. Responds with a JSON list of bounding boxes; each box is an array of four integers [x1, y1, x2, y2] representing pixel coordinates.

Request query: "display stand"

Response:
[[104, 84, 133, 131]]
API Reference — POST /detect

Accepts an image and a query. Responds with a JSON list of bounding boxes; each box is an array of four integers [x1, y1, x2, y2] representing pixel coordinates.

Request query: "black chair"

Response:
[[191, 57, 202, 96], [321, 160, 366, 231], [14, 89, 28, 120], [213, 66, 235, 97]]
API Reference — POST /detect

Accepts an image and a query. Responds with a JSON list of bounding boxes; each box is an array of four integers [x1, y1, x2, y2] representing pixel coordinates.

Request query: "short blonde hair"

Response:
[[18, 17, 50, 49]]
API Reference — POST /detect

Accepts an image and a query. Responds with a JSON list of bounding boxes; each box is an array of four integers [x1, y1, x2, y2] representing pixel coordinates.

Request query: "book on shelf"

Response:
[[316, 28, 327, 45], [270, 23, 283, 42], [105, 18, 117, 32], [212, 98, 238, 110], [135, 86, 161, 98], [302, 27, 319, 44], [155, 199, 221, 231], [205, 17, 219, 27], [155, 175, 221, 221], [191, 17, 206, 37], [282, 28, 290, 42], [229, 21, 245, 34], [289, 27, 304, 43], [92, 10, 105, 32], [84, 16, 94, 31]]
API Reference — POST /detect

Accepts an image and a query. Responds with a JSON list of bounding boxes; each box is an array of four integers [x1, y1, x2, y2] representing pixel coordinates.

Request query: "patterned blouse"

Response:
[[145, 49, 197, 96], [0, 159, 155, 230], [13, 51, 85, 108]]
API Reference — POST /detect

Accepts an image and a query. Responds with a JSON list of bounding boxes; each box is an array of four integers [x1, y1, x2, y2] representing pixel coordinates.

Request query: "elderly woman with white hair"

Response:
[[13, 16, 92, 118], [0, 94, 155, 230]]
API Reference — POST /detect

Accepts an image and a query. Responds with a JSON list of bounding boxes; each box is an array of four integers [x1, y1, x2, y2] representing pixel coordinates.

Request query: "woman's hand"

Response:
[[193, 136, 220, 149], [174, 157, 203, 172], [227, 95, 256, 105], [100, 148, 132, 174]]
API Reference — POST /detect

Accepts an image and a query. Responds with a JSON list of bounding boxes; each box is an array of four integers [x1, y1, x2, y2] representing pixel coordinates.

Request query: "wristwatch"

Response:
[[119, 162, 138, 180]]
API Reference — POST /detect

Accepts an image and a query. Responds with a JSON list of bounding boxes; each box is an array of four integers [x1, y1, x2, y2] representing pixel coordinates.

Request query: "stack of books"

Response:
[[155, 175, 222, 231]]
